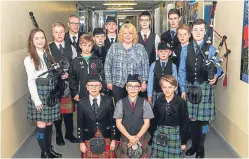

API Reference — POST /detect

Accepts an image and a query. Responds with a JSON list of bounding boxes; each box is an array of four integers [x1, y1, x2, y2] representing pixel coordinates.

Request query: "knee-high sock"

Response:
[[63, 113, 74, 137], [198, 121, 209, 149], [36, 127, 47, 151], [46, 125, 53, 149], [54, 114, 63, 137], [190, 121, 201, 150]]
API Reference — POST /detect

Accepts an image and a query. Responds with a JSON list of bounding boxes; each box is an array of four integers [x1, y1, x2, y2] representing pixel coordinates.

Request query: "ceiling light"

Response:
[[103, 2, 137, 6], [106, 7, 134, 10]]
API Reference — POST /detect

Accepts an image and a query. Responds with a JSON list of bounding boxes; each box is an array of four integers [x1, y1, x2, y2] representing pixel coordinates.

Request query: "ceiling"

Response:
[[78, 1, 161, 10]]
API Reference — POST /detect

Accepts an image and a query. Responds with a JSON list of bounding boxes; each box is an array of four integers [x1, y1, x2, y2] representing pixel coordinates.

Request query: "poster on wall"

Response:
[[240, 0, 248, 83]]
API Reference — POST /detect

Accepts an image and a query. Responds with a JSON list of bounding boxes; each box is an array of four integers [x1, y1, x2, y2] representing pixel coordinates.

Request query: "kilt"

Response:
[[115, 132, 150, 158], [81, 129, 114, 158], [60, 95, 75, 114], [151, 125, 182, 158], [27, 84, 60, 123], [187, 81, 215, 121]]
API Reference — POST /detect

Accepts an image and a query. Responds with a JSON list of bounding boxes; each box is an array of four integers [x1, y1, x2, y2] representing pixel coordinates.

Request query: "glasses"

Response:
[[69, 22, 80, 25], [127, 85, 141, 90], [87, 85, 101, 89], [139, 19, 150, 22]]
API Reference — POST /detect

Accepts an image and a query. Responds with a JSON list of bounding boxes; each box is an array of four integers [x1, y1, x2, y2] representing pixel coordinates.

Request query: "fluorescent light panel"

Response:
[[106, 7, 134, 10], [103, 2, 137, 6]]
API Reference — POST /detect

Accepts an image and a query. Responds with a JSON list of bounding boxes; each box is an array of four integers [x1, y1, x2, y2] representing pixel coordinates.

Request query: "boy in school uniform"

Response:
[[104, 16, 118, 52], [69, 34, 104, 102], [92, 28, 107, 65], [77, 75, 117, 158], [113, 74, 154, 158], [147, 42, 178, 105]]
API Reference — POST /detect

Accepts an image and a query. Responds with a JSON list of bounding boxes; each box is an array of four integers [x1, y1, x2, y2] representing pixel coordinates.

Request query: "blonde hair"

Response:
[[51, 22, 65, 29], [177, 24, 191, 34], [79, 34, 94, 45], [118, 23, 138, 44], [160, 75, 178, 87]]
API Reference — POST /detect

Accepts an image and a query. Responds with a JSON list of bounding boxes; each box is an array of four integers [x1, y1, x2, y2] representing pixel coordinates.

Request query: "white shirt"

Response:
[[54, 41, 78, 59], [140, 30, 161, 60], [69, 33, 78, 43], [107, 34, 117, 43], [89, 94, 101, 107], [24, 50, 49, 106]]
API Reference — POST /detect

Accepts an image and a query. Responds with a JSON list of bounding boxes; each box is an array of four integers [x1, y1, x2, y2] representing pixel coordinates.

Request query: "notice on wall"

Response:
[[240, 0, 248, 83]]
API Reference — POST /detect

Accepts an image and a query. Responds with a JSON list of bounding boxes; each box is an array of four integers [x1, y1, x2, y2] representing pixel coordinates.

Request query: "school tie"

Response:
[[59, 44, 64, 55], [72, 36, 77, 48], [130, 102, 135, 111], [92, 98, 99, 115], [162, 62, 166, 70], [171, 31, 175, 39], [98, 47, 102, 55], [144, 34, 148, 44], [111, 38, 114, 44]]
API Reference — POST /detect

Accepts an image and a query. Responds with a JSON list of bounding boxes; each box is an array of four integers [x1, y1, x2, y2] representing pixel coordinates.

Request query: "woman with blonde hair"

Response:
[[104, 23, 149, 105]]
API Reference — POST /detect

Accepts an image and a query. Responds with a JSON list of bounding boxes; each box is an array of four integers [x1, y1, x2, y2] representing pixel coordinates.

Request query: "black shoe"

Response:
[[56, 136, 65, 146], [65, 134, 78, 143], [196, 147, 205, 158], [41, 151, 52, 158], [186, 146, 196, 156], [48, 146, 63, 158]]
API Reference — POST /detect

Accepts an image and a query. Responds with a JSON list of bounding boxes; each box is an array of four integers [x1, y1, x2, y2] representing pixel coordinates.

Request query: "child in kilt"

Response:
[[150, 75, 189, 158], [113, 74, 154, 158], [24, 28, 62, 158], [178, 19, 223, 158], [77, 75, 117, 158]]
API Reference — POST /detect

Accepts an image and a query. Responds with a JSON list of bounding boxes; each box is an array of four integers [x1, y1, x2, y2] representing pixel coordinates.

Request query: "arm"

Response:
[[172, 64, 178, 94], [208, 46, 223, 77], [104, 45, 114, 84], [136, 119, 150, 138], [68, 59, 79, 98], [147, 63, 155, 98], [178, 47, 187, 93], [77, 101, 85, 143], [149, 100, 159, 136], [24, 57, 42, 106], [179, 100, 189, 145], [116, 119, 132, 140], [109, 99, 117, 141]]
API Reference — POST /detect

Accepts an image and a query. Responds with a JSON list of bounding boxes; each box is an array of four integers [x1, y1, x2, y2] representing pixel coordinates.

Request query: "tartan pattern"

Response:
[[186, 82, 215, 121], [151, 125, 182, 158], [60, 95, 75, 114], [115, 132, 150, 158], [81, 129, 114, 158], [27, 83, 60, 122]]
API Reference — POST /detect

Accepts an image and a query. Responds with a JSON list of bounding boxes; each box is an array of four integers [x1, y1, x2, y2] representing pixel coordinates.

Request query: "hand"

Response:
[[141, 83, 147, 92], [148, 97, 152, 104], [128, 136, 139, 145], [107, 83, 113, 90], [181, 92, 187, 101], [208, 75, 217, 85], [80, 143, 87, 153], [73, 95, 80, 101], [110, 140, 116, 151], [35, 104, 43, 112], [181, 145, 186, 151], [127, 136, 140, 147], [61, 72, 69, 80]]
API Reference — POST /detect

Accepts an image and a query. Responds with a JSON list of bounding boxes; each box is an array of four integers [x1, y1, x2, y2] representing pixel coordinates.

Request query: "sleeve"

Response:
[[143, 100, 154, 119], [155, 34, 161, 60], [109, 98, 118, 140], [178, 46, 187, 93], [140, 46, 150, 82], [71, 45, 78, 59], [147, 62, 155, 97], [97, 59, 104, 81], [69, 58, 79, 98], [172, 64, 178, 94], [208, 46, 223, 77], [113, 100, 123, 119], [77, 101, 85, 142], [24, 57, 42, 107], [104, 45, 114, 84], [148, 99, 159, 136], [179, 99, 189, 145]]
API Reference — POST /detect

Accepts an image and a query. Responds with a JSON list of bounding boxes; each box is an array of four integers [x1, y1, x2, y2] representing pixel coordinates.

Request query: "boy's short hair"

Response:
[[51, 22, 65, 29], [192, 19, 206, 28], [177, 23, 191, 34], [168, 9, 181, 17], [79, 34, 94, 45], [160, 75, 178, 87], [139, 11, 151, 19]]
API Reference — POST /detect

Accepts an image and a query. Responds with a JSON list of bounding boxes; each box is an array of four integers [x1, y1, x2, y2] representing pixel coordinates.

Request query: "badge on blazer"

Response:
[[91, 63, 96, 69], [80, 61, 84, 69]]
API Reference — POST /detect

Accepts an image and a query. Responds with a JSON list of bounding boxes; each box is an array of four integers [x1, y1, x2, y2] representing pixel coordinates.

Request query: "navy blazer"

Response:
[[64, 32, 84, 56]]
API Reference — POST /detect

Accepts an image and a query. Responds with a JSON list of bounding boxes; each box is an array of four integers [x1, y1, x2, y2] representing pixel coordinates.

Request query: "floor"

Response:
[[14, 117, 239, 158]]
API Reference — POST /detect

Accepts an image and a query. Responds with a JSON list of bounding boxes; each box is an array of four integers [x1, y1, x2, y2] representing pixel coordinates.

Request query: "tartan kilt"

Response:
[[115, 132, 150, 158], [60, 95, 75, 114], [187, 82, 215, 121], [81, 129, 114, 158], [151, 125, 182, 158], [27, 84, 60, 123]]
